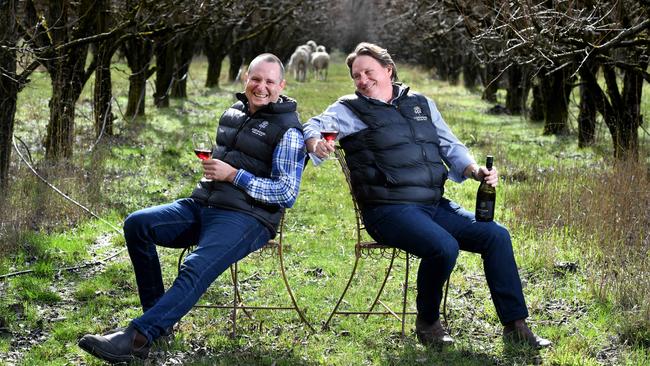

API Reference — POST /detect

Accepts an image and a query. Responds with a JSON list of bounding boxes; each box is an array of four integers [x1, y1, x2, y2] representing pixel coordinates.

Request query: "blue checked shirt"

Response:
[[231, 128, 305, 208]]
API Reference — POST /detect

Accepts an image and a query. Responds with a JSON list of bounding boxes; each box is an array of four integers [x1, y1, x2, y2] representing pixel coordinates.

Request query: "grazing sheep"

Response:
[[306, 40, 318, 52], [288, 47, 310, 82], [310, 51, 330, 81]]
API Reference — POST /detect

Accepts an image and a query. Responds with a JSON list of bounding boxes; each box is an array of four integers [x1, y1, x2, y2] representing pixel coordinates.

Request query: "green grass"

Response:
[[0, 52, 649, 365]]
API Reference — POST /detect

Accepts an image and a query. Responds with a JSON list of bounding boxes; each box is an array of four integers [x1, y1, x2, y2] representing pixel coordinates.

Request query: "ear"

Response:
[[279, 79, 287, 90]]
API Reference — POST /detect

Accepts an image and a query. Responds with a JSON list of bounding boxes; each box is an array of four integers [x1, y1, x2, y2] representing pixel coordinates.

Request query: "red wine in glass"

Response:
[[321, 130, 339, 142], [194, 149, 212, 160]]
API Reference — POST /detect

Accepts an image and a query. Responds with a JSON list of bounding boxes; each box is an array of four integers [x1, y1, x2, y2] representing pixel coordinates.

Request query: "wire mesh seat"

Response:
[[177, 214, 314, 337], [323, 149, 417, 336]]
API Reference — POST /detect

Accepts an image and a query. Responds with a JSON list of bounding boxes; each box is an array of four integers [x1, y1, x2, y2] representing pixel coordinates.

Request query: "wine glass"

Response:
[[192, 133, 214, 181], [192, 133, 214, 161], [320, 119, 339, 160]]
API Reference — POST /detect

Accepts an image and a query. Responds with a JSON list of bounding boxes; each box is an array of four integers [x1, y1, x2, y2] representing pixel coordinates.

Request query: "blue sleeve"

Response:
[[232, 128, 306, 207]]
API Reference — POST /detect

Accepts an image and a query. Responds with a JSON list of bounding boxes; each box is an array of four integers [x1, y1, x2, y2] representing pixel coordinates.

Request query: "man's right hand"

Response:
[[306, 137, 335, 159]]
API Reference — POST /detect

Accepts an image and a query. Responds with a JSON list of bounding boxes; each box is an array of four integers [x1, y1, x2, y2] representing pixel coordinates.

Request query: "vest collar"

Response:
[[354, 83, 410, 106], [235, 93, 297, 115]]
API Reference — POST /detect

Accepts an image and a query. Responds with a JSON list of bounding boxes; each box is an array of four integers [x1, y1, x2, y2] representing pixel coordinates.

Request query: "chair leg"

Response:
[[278, 242, 315, 332], [231, 263, 238, 338], [323, 255, 361, 330], [401, 253, 410, 337], [364, 249, 397, 320]]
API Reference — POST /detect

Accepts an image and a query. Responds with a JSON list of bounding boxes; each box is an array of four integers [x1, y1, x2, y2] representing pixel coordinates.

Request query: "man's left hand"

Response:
[[477, 166, 499, 187], [202, 158, 237, 182]]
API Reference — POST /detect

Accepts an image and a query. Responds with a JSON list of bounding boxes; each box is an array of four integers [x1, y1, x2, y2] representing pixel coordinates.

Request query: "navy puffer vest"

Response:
[[190, 93, 302, 237], [338, 88, 447, 207]]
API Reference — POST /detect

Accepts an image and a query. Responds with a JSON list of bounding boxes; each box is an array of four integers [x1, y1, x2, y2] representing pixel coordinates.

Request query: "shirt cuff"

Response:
[[308, 152, 324, 166], [232, 169, 252, 188], [449, 155, 476, 183], [304, 130, 322, 141]]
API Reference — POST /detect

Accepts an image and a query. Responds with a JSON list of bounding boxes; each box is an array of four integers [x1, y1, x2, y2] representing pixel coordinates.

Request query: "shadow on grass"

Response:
[[376, 331, 544, 366], [141, 338, 321, 366]]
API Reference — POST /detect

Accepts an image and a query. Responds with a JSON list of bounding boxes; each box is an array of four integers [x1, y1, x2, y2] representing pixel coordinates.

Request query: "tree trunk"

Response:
[[228, 49, 243, 83], [541, 69, 572, 135], [0, 0, 17, 191], [462, 55, 480, 91], [124, 37, 153, 118], [481, 63, 499, 103], [617, 62, 644, 160], [46, 52, 87, 160], [171, 33, 195, 99], [154, 38, 175, 108], [505, 64, 528, 115], [579, 61, 644, 161], [206, 55, 224, 88], [92, 0, 114, 138], [204, 27, 231, 89], [447, 55, 462, 85], [529, 79, 544, 122], [577, 62, 599, 147]]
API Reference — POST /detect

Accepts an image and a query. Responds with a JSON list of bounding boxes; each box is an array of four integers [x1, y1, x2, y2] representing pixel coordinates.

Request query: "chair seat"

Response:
[[177, 215, 314, 337], [323, 149, 416, 336]]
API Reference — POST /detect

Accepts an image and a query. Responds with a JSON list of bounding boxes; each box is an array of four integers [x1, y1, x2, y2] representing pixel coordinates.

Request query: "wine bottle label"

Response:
[[476, 201, 494, 219]]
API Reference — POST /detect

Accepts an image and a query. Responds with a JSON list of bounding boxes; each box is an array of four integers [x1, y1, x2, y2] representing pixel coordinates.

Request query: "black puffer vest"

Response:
[[338, 88, 447, 207], [190, 93, 302, 237]]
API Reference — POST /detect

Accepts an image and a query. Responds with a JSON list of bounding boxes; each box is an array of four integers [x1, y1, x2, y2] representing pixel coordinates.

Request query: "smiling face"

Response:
[[244, 60, 286, 114], [350, 55, 394, 102]]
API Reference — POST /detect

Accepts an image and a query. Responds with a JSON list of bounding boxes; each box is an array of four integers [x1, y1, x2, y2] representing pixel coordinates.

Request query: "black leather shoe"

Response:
[[78, 325, 150, 363], [103, 325, 173, 339], [503, 319, 552, 349], [415, 315, 454, 346]]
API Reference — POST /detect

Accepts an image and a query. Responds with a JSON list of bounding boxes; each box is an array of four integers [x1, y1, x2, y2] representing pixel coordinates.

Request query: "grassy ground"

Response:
[[0, 52, 649, 365]]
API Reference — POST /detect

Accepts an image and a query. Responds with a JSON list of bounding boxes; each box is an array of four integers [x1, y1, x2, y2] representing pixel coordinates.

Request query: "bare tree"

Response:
[[448, 0, 649, 159], [0, 0, 18, 191]]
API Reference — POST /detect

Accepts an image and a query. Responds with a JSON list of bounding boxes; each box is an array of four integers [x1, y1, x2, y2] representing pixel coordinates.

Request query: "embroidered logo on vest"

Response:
[[413, 105, 428, 121], [251, 120, 269, 137]]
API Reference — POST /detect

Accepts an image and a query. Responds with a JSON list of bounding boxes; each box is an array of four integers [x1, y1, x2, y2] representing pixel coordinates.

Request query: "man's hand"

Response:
[[306, 137, 335, 159], [477, 166, 499, 187], [202, 158, 237, 182], [465, 163, 499, 187]]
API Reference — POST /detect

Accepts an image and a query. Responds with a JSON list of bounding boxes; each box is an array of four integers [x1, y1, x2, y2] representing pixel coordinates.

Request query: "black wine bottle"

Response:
[[475, 155, 495, 222]]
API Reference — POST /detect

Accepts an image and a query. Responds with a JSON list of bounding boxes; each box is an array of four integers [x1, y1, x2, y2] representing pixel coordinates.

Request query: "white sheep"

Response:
[[310, 51, 330, 81], [288, 47, 310, 82], [316, 45, 326, 53], [306, 40, 318, 52]]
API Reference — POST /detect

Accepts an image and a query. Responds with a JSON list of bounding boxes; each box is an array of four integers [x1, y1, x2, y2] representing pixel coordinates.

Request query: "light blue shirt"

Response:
[[303, 85, 476, 183]]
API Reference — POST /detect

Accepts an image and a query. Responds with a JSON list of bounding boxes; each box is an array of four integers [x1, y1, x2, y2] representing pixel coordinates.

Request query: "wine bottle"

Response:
[[475, 155, 495, 222]]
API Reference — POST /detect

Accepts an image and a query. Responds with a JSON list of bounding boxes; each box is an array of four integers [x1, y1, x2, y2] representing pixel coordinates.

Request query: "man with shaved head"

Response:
[[79, 53, 305, 363]]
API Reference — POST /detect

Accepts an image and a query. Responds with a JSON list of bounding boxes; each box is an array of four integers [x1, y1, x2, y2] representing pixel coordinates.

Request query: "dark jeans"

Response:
[[361, 198, 528, 325], [123, 198, 270, 343]]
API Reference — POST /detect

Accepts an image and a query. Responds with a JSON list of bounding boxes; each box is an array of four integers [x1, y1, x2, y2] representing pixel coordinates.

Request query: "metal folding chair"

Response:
[[323, 149, 417, 336], [178, 214, 314, 337]]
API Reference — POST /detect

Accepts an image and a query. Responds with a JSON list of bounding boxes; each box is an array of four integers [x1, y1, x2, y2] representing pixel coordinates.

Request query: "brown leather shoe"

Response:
[[415, 315, 454, 346], [503, 319, 552, 349], [78, 325, 150, 363]]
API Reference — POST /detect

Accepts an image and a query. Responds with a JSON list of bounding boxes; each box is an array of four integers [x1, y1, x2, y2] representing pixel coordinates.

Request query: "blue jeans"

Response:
[[123, 198, 270, 343], [361, 198, 528, 325]]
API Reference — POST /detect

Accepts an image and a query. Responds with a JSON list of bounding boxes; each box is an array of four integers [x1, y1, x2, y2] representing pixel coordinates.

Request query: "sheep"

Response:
[[306, 40, 317, 52], [288, 47, 310, 82], [310, 51, 330, 81], [316, 45, 326, 53]]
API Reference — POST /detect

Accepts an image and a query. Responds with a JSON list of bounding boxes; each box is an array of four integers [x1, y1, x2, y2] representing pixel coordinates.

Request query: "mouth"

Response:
[[253, 92, 269, 99]]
